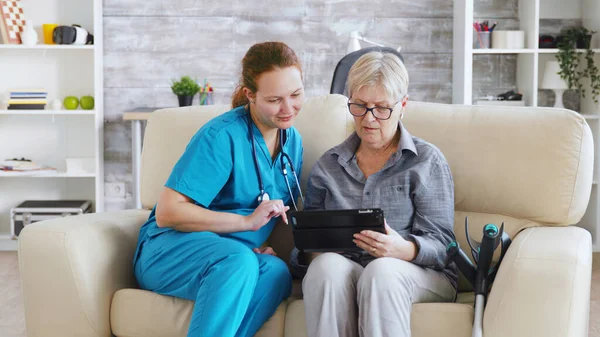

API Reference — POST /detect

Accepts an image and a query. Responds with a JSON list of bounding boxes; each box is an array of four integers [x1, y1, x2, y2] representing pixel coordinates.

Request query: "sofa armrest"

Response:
[[18, 209, 150, 337], [483, 226, 592, 337]]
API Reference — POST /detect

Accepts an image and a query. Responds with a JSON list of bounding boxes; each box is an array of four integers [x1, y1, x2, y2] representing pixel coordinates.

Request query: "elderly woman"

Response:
[[294, 51, 458, 337]]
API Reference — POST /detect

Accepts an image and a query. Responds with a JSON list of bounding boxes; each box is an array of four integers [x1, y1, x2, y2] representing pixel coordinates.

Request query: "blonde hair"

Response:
[[347, 51, 409, 102]]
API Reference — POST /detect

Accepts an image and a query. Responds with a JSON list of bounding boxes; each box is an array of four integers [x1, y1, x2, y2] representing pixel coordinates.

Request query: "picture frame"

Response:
[[0, 0, 25, 44]]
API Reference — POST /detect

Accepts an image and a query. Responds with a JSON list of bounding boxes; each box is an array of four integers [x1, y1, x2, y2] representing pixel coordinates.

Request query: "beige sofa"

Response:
[[19, 94, 593, 337]]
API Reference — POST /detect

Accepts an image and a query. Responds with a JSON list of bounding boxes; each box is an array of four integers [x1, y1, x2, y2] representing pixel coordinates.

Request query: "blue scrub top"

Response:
[[134, 106, 303, 264]]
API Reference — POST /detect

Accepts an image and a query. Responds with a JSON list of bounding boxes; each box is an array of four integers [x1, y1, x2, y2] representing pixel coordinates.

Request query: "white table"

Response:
[[123, 107, 171, 209]]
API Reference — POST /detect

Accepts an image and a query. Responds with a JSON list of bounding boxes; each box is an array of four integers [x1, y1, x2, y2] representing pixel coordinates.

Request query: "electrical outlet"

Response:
[[105, 182, 126, 198]]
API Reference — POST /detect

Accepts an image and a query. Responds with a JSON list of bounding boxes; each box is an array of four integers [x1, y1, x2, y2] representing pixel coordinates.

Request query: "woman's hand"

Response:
[[245, 200, 290, 231], [253, 247, 277, 256], [353, 220, 418, 261]]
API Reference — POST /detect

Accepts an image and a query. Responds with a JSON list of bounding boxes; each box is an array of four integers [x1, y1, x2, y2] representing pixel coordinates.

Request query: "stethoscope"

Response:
[[247, 109, 305, 210]]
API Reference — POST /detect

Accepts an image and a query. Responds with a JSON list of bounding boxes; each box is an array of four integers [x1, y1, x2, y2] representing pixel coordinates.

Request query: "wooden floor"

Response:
[[0, 252, 25, 337], [1, 251, 600, 337]]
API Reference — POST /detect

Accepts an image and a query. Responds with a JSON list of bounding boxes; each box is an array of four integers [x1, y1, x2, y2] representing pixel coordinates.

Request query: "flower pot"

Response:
[[577, 35, 592, 49], [556, 34, 593, 49], [177, 95, 194, 107]]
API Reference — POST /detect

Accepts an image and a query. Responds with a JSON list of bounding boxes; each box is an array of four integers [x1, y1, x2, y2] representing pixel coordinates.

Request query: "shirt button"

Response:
[[397, 186, 402, 191], [365, 192, 371, 196]]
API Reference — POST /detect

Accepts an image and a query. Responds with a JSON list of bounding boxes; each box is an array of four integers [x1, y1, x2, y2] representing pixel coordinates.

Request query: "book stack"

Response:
[[0, 158, 57, 176], [7, 90, 48, 110]]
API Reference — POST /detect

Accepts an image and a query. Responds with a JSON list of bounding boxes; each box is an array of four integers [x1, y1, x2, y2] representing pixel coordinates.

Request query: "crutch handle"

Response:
[[447, 241, 477, 287], [474, 224, 500, 295]]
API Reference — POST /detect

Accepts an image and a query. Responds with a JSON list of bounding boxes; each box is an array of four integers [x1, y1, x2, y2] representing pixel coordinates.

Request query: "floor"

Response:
[[1, 251, 600, 337], [0, 252, 25, 337]]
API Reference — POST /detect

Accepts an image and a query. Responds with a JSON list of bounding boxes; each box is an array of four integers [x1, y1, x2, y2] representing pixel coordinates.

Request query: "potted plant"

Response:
[[170, 76, 201, 107], [555, 27, 600, 104]]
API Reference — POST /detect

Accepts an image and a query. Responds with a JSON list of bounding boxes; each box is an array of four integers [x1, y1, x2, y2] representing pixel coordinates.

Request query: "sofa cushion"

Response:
[[111, 289, 474, 337], [110, 289, 287, 337], [283, 299, 473, 337]]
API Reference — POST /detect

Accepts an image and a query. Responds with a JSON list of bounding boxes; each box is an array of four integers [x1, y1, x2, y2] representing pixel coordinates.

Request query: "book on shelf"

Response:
[[8, 99, 47, 104], [0, 169, 57, 176], [7, 90, 48, 110], [9, 89, 48, 94], [7, 104, 46, 110], [0, 158, 56, 172]]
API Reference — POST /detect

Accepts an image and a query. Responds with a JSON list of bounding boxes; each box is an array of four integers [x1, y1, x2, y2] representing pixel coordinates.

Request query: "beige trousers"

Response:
[[302, 253, 456, 337]]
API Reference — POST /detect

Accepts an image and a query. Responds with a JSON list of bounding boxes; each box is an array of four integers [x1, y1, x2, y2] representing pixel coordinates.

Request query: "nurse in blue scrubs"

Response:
[[133, 41, 305, 337]]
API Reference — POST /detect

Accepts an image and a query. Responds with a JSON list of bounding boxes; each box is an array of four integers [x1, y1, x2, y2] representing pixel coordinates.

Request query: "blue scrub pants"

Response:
[[134, 229, 292, 337]]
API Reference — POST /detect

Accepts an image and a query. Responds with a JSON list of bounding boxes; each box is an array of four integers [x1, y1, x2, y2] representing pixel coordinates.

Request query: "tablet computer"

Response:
[[289, 208, 385, 252]]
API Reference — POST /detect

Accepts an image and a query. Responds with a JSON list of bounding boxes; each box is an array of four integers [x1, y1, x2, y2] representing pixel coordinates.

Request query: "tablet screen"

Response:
[[289, 208, 386, 252]]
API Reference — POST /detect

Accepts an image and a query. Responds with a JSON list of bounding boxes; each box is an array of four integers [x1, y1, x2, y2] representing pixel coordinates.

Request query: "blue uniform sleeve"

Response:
[[165, 127, 233, 208]]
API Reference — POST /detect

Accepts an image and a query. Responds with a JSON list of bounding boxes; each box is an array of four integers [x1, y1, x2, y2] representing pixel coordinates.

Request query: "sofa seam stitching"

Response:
[[64, 231, 103, 337], [565, 119, 584, 223]]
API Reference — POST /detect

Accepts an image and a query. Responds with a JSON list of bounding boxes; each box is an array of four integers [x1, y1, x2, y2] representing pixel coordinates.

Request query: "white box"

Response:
[[492, 30, 525, 49]]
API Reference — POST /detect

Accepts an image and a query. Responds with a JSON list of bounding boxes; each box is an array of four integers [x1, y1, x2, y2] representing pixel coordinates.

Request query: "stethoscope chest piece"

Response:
[[258, 192, 270, 202]]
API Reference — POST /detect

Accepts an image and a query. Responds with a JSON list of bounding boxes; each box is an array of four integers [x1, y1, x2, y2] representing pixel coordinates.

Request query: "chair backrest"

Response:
[[329, 46, 405, 95]]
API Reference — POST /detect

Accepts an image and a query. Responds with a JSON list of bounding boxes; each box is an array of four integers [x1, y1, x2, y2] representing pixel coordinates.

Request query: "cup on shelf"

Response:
[[199, 91, 213, 105], [42, 24, 58, 44], [474, 31, 491, 49], [492, 30, 525, 49]]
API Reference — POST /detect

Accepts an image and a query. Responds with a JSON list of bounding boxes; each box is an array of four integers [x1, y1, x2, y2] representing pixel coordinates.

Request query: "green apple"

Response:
[[63, 96, 79, 110], [80, 95, 95, 110]]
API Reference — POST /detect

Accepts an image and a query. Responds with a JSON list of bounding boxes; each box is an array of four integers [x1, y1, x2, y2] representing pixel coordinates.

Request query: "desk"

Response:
[[123, 107, 171, 209]]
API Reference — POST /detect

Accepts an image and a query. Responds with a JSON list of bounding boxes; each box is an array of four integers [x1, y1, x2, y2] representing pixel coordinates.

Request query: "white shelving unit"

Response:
[[0, 44, 93, 50], [0, 0, 103, 250], [454, 0, 600, 251]]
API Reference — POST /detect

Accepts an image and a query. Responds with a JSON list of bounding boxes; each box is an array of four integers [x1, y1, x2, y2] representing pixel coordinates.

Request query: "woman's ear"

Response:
[[401, 94, 409, 108], [243, 87, 255, 104]]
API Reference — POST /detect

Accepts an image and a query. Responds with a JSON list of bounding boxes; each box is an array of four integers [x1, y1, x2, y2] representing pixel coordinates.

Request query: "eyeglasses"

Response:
[[347, 102, 396, 120]]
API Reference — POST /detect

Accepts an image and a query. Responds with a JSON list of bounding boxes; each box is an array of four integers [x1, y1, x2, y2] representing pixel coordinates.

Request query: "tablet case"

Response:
[[289, 208, 385, 252]]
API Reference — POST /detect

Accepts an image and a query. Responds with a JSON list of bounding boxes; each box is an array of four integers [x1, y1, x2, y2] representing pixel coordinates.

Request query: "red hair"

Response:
[[231, 41, 302, 107]]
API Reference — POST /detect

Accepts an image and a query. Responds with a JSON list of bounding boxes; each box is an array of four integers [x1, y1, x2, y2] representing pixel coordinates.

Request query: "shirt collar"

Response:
[[333, 121, 418, 163]]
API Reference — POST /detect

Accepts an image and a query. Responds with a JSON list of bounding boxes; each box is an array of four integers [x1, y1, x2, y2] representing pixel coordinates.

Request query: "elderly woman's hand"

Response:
[[353, 220, 418, 261]]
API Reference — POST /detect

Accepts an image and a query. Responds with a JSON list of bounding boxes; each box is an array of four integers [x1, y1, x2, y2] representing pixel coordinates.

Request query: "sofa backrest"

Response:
[[140, 95, 354, 211], [141, 94, 593, 289]]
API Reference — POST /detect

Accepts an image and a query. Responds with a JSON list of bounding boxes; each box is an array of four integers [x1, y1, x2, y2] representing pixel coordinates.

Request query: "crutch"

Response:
[[446, 217, 511, 337]]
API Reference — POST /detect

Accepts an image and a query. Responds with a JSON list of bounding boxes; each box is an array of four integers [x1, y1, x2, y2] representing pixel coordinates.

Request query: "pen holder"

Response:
[[474, 31, 491, 49], [198, 91, 213, 105]]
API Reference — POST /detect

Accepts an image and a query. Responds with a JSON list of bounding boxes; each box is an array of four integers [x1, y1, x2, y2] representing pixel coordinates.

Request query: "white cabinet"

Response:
[[0, 0, 103, 246], [453, 0, 600, 251]]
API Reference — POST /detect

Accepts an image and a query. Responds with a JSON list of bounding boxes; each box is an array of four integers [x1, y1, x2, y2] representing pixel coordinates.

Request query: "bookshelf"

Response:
[[453, 0, 600, 251], [0, 0, 103, 250]]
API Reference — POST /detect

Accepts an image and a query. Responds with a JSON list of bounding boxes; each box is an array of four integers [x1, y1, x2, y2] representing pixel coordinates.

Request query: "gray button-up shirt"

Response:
[[291, 122, 458, 290]]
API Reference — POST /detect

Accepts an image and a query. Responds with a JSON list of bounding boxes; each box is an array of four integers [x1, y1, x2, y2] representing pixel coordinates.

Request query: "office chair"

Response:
[[329, 46, 405, 96]]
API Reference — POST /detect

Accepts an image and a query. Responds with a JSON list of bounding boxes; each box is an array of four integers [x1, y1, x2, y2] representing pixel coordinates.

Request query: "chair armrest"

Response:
[[484, 226, 592, 337], [18, 209, 150, 337]]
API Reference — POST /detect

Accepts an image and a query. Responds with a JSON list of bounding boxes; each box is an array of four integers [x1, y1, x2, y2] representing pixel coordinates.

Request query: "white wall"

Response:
[[540, 0, 582, 19], [583, 0, 600, 30]]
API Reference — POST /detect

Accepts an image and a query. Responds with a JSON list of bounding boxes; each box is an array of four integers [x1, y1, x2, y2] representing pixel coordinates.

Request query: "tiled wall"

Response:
[[102, 0, 519, 210]]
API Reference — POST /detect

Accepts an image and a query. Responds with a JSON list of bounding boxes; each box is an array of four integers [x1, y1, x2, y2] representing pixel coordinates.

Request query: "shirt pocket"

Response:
[[378, 184, 413, 228]]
